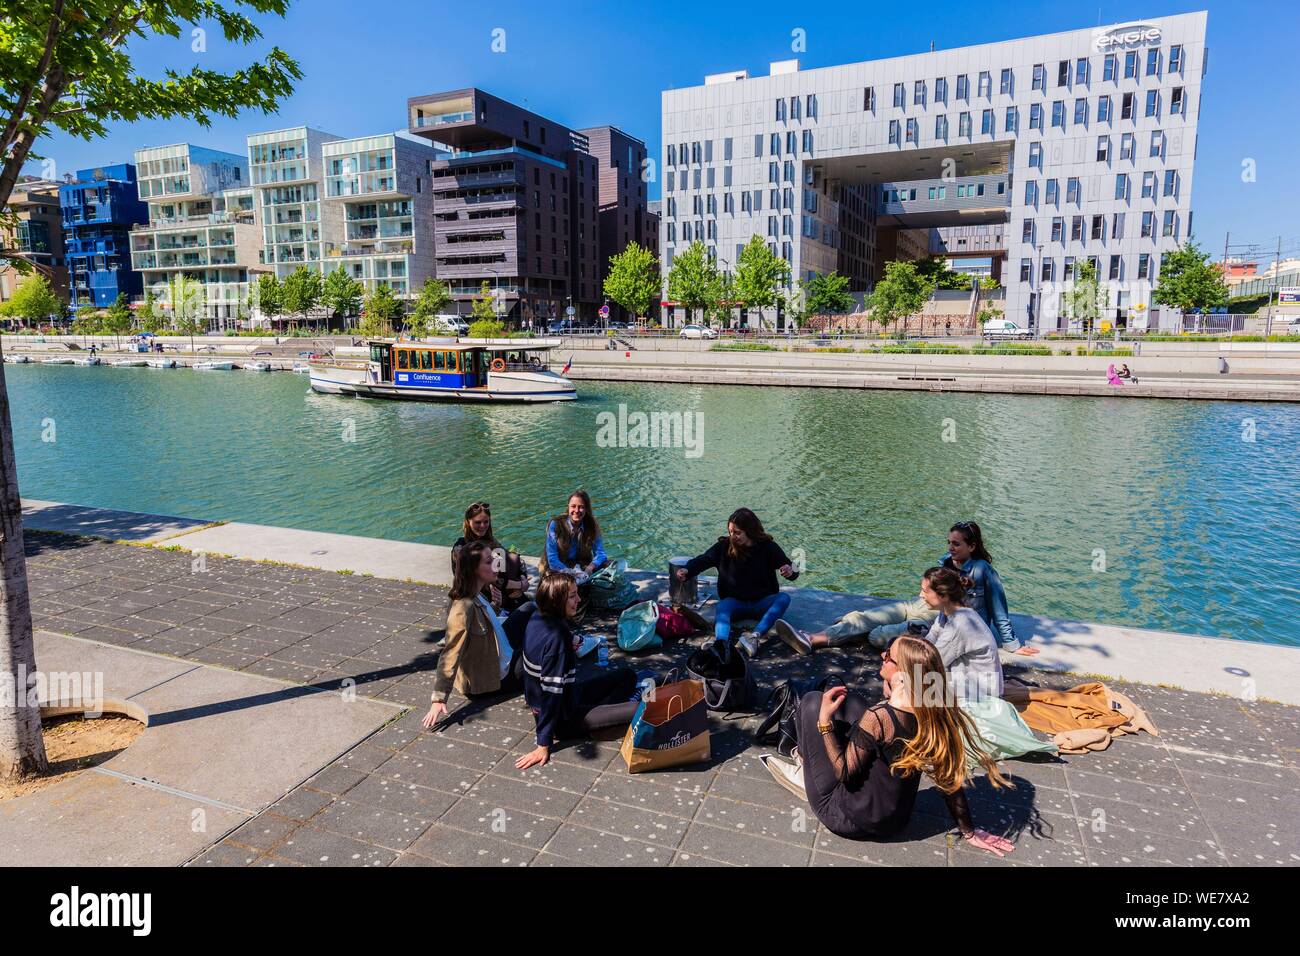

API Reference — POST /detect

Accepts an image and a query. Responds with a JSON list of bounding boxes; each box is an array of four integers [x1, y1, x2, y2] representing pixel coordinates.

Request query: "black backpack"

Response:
[[685, 647, 757, 714], [753, 675, 847, 756]]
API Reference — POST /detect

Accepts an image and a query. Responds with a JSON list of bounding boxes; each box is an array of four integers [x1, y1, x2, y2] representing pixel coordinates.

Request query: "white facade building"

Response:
[[660, 12, 1208, 330]]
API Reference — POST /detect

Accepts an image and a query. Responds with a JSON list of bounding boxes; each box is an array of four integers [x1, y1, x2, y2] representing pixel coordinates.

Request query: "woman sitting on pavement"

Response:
[[761, 635, 1016, 856], [676, 507, 799, 660], [783, 583, 937, 655], [515, 574, 641, 770], [451, 500, 530, 612], [542, 489, 609, 577], [942, 521, 1037, 655], [422, 541, 528, 729]]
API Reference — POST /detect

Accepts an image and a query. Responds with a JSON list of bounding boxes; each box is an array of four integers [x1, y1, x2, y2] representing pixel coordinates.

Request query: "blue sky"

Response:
[[28, 0, 1300, 263]]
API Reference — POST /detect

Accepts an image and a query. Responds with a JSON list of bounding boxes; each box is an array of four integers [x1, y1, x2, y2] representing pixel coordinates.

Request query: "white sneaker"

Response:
[[736, 631, 761, 659], [771, 619, 812, 656], [761, 753, 807, 801]]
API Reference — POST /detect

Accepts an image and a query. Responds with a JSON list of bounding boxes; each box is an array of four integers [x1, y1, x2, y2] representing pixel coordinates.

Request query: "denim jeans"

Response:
[[714, 592, 791, 643]]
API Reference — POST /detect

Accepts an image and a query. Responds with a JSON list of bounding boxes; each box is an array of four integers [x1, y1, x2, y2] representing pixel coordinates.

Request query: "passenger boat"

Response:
[[308, 338, 576, 403], [192, 360, 234, 371], [145, 357, 176, 368]]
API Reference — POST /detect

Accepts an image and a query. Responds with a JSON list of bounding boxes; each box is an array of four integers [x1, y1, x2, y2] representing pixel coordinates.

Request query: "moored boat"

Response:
[[3, 354, 30, 364], [242, 361, 271, 371], [192, 360, 234, 371], [72, 356, 103, 366], [145, 357, 177, 368], [112, 358, 148, 367], [308, 338, 576, 403], [41, 356, 75, 365]]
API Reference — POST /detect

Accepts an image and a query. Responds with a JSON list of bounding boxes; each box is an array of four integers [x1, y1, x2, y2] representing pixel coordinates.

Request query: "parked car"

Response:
[[981, 319, 1034, 340], [434, 314, 469, 335], [679, 324, 719, 340]]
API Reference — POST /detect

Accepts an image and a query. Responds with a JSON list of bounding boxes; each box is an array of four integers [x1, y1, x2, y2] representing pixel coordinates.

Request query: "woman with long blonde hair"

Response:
[[762, 635, 1016, 855]]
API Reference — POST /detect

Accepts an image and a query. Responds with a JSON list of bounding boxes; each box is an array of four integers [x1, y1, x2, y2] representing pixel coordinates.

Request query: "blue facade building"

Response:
[[59, 164, 149, 309]]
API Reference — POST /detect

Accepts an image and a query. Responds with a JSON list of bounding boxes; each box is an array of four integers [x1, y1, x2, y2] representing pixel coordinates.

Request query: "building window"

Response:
[[1029, 103, 1043, 130], [1074, 98, 1088, 125], [935, 77, 947, 102], [1025, 180, 1038, 205], [1005, 106, 1017, 132], [914, 80, 925, 105], [1146, 47, 1161, 76], [1163, 169, 1178, 197], [1112, 212, 1125, 240], [1057, 60, 1070, 86], [1051, 101, 1065, 128], [1020, 258, 1032, 282], [753, 134, 763, 158], [978, 71, 991, 97], [935, 114, 948, 138], [958, 111, 972, 137], [1028, 141, 1043, 168], [1138, 253, 1151, 278], [1121, 92, 1135, 120], [1045, 179, 1059, 205], [1120, 132, 1135, 160], [893, 83, 905, 108], [1150, 130, 1164, 158], [1103, 54, 1117, 81], [791, 96, 801, 120], [1032, 64, 1045, 90], [1171, 87, 1185, 115], [1042, 258, 1055, 282], [1109, 255, 1121, 280], [1076, 57, 1090, 85], [1098, 95, 1112, 122], [1051, 217, 1064, 242], [864, 86, 875, 111], [1000, 68, 1012, 94], [1141, 211, 1155, 238], [1097, 135, 1111, 161], [1145, 89, 1160, 118], [1114, 173, 1129, 200], [981, 109, 993, 135], [1022, 219, 1034, 243], [1066, 177, 1080, 203], [1091, 215, 1104, 241], [1124, 51, 1138, 78], [956, 74, 969, 99], [1072, 216, 1084, 241], [1169, 45, 1184, 73], [776, 98, 786, 121]]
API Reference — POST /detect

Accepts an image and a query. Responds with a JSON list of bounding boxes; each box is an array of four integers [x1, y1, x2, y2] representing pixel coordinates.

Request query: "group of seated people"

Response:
[[422, 491, 1038, 856]]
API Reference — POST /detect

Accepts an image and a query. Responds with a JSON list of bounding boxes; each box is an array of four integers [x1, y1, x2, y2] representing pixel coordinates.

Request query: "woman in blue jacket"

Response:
[[542, 489, 608, 575], [516, 574, 639, 770], [941, 521, 1038, 656]]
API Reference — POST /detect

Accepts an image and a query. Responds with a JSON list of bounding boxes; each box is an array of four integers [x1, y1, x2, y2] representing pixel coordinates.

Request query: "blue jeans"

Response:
[[714, 592, 791, 644]]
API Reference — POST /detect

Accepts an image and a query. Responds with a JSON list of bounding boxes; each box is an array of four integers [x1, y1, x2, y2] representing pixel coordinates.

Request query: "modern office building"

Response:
[[0, 177, 67, 309], [579, 126, 659, 320], [58, 164, 149, 309], [407, 88, 605, 325], [660, 12, 1208, 330], [320, 132, 442, 300], [129, 143, 260, 325]]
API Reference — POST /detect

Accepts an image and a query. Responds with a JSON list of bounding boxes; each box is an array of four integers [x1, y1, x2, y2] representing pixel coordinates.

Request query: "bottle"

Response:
[[597, 636, 609, 668]]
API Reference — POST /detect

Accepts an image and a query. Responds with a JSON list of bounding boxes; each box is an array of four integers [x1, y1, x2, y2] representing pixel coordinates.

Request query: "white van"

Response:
[[434, 314, 469, 335], [981, 318, 1034, 340]]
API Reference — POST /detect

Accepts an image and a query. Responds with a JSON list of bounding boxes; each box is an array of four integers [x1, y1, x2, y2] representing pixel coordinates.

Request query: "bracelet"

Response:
[[817, 721, 834, 735]]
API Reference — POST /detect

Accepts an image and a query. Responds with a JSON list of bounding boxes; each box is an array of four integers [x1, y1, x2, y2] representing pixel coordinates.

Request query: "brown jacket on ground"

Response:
[[1004, 681, 1159, 754], [431, 597, 502, 704]]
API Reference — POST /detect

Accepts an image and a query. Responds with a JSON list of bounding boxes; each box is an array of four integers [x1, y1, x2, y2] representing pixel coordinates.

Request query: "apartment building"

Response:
[[129, 144, 260, 324], [59, 164, 149, 310], [579, 126, 659, 320], [320, 132, 441, 299], [0, 178, 67, 309], [247, 127, 342, 281], [407, 88, 604, 325], [660, 12, 1208, 330]]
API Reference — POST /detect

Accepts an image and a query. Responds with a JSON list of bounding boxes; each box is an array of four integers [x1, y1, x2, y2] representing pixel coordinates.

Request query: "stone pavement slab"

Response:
[[22, 498, 210, 543]]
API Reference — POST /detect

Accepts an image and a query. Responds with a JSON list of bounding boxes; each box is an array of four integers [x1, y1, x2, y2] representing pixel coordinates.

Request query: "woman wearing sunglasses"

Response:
[[451, 501, 530, 612]]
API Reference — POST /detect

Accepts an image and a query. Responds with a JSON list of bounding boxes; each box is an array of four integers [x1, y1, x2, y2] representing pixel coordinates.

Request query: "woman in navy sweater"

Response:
[[676, 508, 799, 661], [516, 574, 639, 769]]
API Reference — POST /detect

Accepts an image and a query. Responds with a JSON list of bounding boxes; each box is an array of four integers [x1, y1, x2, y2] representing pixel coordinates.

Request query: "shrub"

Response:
[[467, 318, 506, 338]]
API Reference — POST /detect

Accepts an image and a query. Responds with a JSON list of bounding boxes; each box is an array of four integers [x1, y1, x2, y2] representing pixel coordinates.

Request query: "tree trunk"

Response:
[[0, 341, 47, 781]]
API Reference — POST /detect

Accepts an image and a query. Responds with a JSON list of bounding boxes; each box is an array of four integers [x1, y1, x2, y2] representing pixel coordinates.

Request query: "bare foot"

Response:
[[1013, 645, 1040, 656]]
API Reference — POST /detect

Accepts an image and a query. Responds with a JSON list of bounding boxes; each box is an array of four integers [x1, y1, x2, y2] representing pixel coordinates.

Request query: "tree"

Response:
[[359, 284, 402, 337], [1152, 240, 1229, 314], [2, 274, 61, 329], [1, 3, 300, 782], [706, 271, 736, 327], [803, 271, 856, 316], [1064, 259, 1109, 347], [103, 292, 132, 345], [733, 236, 789, 330], [321, 267, 362, 327], [467, 318, 506, 338], [868, 261, 935, 336], [469, 280, 498, 323], [137, 287, 163, 332], [280, 266, 321, 326], [916, 257, 974, 290], [665, 241, 722, 326], [603, 241, 660, 322], [256, 273, 283, 327], [408, 277, 452, 338]]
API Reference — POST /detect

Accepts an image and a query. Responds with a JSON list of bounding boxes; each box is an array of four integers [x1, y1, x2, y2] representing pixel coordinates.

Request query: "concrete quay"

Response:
[[8, 499, 1298, 868]]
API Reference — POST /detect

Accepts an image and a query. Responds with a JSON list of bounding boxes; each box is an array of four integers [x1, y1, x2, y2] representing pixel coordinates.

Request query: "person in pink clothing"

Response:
[[1106, 363, 1123, 386]]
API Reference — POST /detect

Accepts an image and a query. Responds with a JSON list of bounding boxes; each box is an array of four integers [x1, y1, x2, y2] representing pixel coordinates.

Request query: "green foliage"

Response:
[[103, 292, 132, 337], [802, 271, 856, 314], [138, 288, 165, 332], [280, 266, 322, 322], [1152, 241, 1229, 313], [665, 241, 722, 324], [1063, 259, 1108, 331], [603, 242, 660, 320], [916, 257, 974, 290], [467, 318, 506, 338], [868, 261, 935, 329], [409, 277, 452, 335], [1, 273, 61, 325], [733, 236, 789, 315], [469, 280, 498, 322], [256, 273, 282, 323], [322, 267, 363, 322], [359, 284, 402, 337], [710, 342, 777, 351]]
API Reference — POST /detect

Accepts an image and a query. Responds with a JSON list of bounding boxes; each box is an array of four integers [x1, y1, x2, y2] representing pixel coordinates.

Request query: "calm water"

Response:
[[6, 364, 1299, 646]]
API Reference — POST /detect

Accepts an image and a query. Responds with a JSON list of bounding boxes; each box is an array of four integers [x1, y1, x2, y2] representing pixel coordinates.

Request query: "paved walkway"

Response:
[[19, 529, 1299, 867]]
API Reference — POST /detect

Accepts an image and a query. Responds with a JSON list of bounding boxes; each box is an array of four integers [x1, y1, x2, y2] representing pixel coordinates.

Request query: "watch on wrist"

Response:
[[817, 721, 834, 735]]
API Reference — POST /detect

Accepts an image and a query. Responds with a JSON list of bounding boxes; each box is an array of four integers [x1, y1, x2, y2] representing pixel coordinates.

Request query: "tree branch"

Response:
[[0, 0, 67, 159]]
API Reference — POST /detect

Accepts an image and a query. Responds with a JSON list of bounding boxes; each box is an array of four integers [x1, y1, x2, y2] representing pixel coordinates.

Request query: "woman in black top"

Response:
[[676, 508, 798, 661], [450, 501, 529, 611], [762, 635, 1016, 856]]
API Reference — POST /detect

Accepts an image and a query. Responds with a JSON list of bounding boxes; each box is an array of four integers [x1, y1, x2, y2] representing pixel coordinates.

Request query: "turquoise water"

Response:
[[6, 364, 1299, 646]]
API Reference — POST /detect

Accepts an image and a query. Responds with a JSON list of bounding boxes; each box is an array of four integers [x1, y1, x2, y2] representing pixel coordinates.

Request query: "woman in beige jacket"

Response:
[[422, 540, 517, 728]]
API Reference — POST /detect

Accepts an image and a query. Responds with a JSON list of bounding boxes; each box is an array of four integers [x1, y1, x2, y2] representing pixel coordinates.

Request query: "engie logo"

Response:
[[50, 886, 151, 937], [1092, 22, 1162, 51]]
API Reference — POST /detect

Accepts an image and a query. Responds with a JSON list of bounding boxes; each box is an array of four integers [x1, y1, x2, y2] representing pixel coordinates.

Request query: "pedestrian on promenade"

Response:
[[676, 507, 799, 661], [516, 574, 640, 769], [422, 541, 526, 729], [761, 635, 1016, 856], [451, 500, 529, 612], [942, 521, 1038, 656]]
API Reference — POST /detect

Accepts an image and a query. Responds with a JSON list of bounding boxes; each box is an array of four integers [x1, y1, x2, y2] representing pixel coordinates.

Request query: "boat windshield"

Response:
[[497, 350, 548, 371]]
